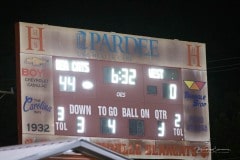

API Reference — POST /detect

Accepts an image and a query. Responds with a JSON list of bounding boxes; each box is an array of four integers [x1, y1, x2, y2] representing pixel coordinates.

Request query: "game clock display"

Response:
[[53, 57, 184, 140]]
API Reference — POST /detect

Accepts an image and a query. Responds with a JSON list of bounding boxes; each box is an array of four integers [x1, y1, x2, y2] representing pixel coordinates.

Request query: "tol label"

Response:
[[55, 122, 68, 131]]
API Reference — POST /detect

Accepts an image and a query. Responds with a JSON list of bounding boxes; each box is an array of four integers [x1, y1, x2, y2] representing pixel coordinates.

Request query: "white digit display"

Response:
[[129, 69, 136, 85], [108, 119, 116, 134], [77, 116, 85, 133], [106, 67, 136, 85], [111, 68, 118, 84], [121, 68, 128, 84], [59, 75, 76, 92], [57, 106, 65, 121], [100, 118, 117, 134], [169, 84, 177, 99], [158, 121, 165, 137], [174, 114, 181, 127], [163, 83, 177, 99]]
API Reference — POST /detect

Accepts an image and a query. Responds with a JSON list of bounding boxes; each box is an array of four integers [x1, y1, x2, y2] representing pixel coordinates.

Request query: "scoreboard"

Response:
[[53, 57, 183, 140], [16, 22, 211, 159]]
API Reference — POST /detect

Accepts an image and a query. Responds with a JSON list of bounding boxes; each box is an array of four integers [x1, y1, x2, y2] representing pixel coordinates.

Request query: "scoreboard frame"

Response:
[[15, 22, 211, 159]]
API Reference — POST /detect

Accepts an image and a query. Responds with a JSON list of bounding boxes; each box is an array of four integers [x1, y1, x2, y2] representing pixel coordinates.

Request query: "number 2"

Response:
[[174, 114, 181, 127]]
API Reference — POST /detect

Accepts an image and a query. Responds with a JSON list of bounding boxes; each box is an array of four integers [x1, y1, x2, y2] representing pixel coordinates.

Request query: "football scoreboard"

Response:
[[16, 22, 211, 159]]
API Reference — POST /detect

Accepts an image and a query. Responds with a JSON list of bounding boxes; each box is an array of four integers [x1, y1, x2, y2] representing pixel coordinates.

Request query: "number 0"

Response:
[[169, 84, 177, 99]]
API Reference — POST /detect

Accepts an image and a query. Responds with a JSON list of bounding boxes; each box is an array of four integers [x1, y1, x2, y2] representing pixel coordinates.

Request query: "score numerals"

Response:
[[57, 106, 182, 137], [59, 75, 76, 92]]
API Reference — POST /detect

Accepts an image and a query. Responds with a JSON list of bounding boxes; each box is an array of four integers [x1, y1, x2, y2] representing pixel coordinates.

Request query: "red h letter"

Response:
[[26, 26, 45, 51], [187, 44, 201, 67]]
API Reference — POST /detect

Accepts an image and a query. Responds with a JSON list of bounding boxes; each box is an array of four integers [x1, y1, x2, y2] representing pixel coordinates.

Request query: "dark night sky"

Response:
[[0, 0, 240, 159]]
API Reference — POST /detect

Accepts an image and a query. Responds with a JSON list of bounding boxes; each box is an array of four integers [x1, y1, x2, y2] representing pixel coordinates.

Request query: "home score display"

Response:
[[53, 57, 183, 140]]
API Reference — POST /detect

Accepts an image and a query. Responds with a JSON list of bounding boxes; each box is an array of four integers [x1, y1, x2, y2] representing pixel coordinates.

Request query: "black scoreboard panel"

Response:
[[53, 57, 184, 140]]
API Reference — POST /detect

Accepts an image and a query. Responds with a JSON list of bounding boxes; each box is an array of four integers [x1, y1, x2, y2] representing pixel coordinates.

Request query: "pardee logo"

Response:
[[184, 80, 206, 90]]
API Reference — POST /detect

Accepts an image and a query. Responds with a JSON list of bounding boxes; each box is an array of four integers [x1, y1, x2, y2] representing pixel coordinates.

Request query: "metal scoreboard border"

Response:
[[15, 22, 211, 159]]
